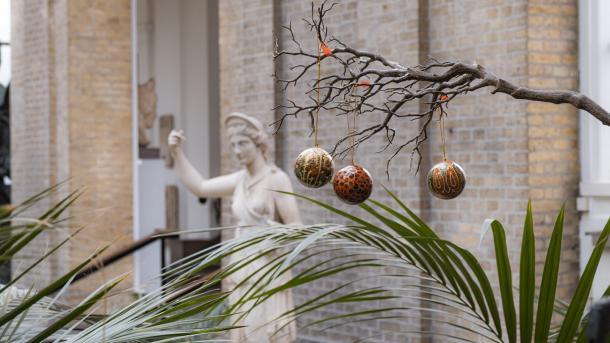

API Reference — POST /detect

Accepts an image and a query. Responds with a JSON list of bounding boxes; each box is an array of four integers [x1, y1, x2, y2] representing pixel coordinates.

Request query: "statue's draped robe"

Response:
[[225, 166, 296, 343]]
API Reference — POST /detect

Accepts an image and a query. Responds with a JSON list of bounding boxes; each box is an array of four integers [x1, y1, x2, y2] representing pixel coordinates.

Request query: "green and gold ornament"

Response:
[[294, 147, 334, 188], [427, 97, 466, 199], [427, 159, 466, 199], [294, 41, 335, 188]]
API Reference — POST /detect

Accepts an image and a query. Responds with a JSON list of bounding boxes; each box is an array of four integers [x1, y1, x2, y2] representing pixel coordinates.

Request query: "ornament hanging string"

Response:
[[348, 84, 358, 165], [439, 98, 448, 161], [314, 43, 322, 147], [292, 39, 335, 190]]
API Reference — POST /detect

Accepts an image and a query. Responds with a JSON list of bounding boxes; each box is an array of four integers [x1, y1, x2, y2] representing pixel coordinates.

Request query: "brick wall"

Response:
[[526, 0, 579, 301], [11, 0, 133, 305], [219, 0, 581, 342], [9, 0, 582, 340], [220, 1, 426, 341], [424, 1, 530, 340], [64, 0, 133, 304], [276, 2, 425, 342]]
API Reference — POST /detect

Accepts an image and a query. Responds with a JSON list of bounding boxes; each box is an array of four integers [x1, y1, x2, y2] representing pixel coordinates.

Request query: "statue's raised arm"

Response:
[[168, 113, 301, 225], [168, 129, 239, 198]]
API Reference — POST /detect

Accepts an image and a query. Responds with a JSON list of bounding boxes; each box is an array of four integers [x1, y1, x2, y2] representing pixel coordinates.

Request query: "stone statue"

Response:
[[138, 78, 157, 147], [168, 112, 300, 342]]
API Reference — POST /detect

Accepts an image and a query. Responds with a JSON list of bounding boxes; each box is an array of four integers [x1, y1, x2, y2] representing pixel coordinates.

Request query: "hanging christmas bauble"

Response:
[[427, 159, 466, 200], [333, 165, 373, 205], [294, 147, 334, 188]]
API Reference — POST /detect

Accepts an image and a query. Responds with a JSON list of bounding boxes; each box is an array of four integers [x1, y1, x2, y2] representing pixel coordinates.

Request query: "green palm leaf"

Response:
[[279, 191, 503, 341], [519, 200, 535, 343], [534, 205, 564, 342], [490, 220, 516, 343], [557, 217, 610, 341], [368, 197, 494, 328], [379, 187, 501, 335], [26, 276, 125, 343], [576, 283, 610, 343], [4, 185, 610, 343], [0, 244, 110, 327]]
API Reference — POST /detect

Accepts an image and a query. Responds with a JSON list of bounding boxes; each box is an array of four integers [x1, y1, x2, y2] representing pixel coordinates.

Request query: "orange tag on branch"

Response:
[[321, 42, 332, 56], [357, 79, 371, 87]]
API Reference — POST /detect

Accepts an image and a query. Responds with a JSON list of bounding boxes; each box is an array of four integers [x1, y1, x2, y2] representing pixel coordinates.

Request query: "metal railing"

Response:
[[72, 230, 220, 285]]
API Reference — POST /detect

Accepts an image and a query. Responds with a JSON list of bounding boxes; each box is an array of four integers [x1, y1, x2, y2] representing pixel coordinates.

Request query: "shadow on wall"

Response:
[[0, 83, 9, 203]]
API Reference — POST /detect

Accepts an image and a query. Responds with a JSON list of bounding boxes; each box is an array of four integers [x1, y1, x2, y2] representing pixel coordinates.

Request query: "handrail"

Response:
[[45, 229, 220, 295], [72, 229, 180, 283]]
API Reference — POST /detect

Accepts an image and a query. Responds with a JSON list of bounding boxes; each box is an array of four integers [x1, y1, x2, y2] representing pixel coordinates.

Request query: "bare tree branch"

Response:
[[273, 1, 610, 172]]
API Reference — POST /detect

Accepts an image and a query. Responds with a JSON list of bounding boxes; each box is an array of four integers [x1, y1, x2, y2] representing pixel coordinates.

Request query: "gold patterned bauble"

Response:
[[294, 147, 334, 188], [333, 165, 373, 205], [427, 159, 466, 200]]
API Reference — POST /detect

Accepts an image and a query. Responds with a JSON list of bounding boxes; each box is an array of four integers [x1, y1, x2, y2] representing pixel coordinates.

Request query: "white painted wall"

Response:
[[134, 0, 219, 293], [135, 159, 164, 292], [578, 0, 610, 301], [0, 0, 10, 86]]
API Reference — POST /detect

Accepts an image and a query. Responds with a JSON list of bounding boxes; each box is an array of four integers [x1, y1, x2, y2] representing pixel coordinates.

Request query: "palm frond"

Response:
[[2, 185, 610, 343]]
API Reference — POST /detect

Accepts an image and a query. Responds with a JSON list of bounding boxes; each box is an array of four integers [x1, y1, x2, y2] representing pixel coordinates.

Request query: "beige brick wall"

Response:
[[424, 1, 530, 340], [9, 0, 582, 339], [11, 0, 133, 305], [527, 0, 579, 301], [217, 0, 581, 342], [263, 1, 425, 341], [65, 0, 133, 303]]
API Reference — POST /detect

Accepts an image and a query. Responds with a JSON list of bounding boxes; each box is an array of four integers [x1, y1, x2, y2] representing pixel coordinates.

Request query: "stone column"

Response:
[[11, 0, 134, 304]]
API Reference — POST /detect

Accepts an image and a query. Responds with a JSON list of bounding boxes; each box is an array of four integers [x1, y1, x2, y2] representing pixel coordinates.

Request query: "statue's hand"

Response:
[[168, 129, 186, 154]]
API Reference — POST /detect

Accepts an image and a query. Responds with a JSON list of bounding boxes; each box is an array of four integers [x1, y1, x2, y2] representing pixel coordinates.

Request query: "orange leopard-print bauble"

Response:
[[294, 147, 334, 188], [427, 159, 466, 200], [332, 165, 373, 205]]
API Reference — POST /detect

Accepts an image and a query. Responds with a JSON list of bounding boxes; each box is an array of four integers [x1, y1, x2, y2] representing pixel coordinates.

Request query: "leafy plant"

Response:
[[0, 186, 240, 342], [1, 185, 608, 342], [197, 188, 610, 342]]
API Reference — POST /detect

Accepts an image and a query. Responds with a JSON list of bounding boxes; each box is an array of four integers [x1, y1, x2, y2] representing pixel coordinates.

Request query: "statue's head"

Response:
[[225, 112, 270, 165]]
